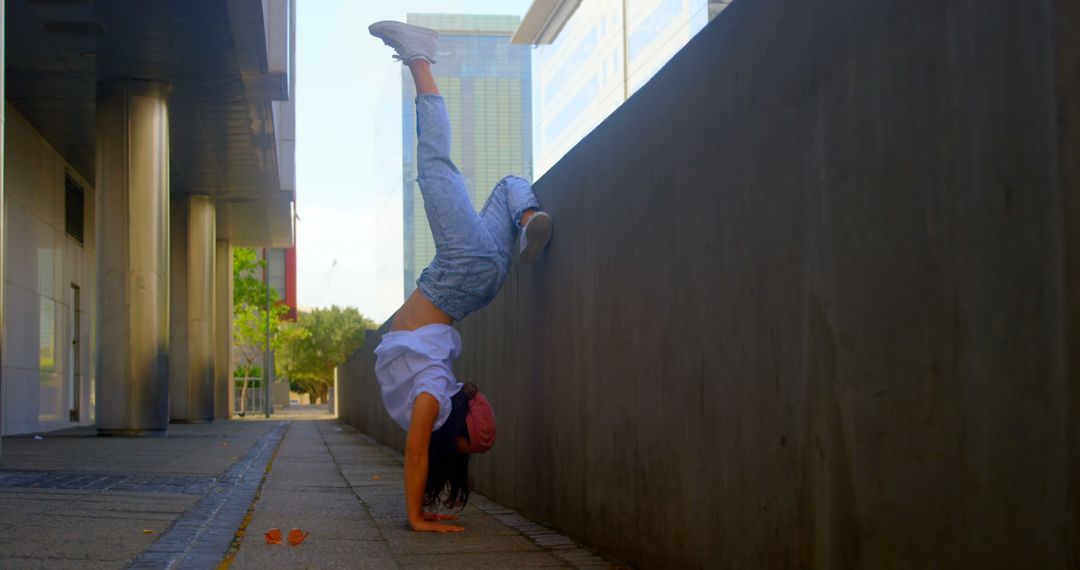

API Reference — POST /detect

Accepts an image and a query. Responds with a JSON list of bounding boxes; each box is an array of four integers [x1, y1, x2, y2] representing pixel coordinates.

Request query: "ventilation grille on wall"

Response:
[[65, 176, 84, 244]]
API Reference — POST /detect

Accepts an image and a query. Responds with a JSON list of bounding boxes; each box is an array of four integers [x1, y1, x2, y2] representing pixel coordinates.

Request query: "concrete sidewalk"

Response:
[[0, 407, 616, 569]]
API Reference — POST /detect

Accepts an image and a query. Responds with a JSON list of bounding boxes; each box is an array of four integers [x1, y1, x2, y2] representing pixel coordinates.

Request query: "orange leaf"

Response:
[[371, 475, 380, 481], [264, 528, 283, 545], [287, 528, 309, 546]]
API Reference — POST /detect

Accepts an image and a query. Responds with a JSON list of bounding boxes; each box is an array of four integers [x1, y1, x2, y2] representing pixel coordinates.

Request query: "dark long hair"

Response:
[[424, 382, 477, 510]]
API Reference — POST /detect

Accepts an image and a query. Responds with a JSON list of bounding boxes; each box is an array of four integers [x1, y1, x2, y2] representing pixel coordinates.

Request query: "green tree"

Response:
[[233, 248, 289, 414], [277, 306, 376, 404]]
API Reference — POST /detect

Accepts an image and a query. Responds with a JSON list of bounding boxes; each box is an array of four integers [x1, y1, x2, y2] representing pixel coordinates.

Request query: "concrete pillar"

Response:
[[94, 81, 170, 436], [169, 196, 216, 422], [215, 240, 234, 419]]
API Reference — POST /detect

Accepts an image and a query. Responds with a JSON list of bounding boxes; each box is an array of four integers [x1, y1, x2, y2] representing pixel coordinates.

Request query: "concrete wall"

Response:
[[2, 104, 96, 435], [1059, 0, 1080, 560], [339, 0, 1079, 567]]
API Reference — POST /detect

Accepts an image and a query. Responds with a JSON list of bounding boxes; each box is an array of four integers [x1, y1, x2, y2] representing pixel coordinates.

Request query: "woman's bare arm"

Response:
[[405, 393, 464, 532]]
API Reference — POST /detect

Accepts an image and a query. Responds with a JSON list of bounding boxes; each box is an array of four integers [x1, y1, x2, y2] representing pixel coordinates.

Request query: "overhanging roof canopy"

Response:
[[5, 0, 296, 247], [510, 0, 581, 45]]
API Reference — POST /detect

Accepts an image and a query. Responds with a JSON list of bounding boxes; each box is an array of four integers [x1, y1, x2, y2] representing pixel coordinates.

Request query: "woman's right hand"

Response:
[[410, 518, 465, 533], [423, 512, 459, 521]]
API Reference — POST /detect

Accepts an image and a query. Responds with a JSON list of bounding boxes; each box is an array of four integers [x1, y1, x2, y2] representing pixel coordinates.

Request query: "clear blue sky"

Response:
[[295, 1, 534, 323]]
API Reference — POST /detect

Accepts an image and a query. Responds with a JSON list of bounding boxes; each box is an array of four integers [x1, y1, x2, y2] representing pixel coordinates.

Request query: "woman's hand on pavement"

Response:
[[410, 519, 465, 533], [422, 512, 459, 521]]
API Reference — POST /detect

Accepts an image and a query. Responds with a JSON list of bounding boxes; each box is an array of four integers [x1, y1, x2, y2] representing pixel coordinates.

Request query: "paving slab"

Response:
[[225, 419, 621, 569], [0, 488, 195, 566], [376, 525, 545, 557], [0, 408, 621, 569], [397, 551, 573, 568], [0, 420, 280, 568], [228, 420, 398, 569], [0, 559, 124, 569]]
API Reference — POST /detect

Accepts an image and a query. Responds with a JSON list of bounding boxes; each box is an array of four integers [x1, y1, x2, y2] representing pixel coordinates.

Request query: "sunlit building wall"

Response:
[[2, 105, 97, 434], [401, 14, 533, 300], [517, 0, 731, 177], [709, 0, 733, 20]]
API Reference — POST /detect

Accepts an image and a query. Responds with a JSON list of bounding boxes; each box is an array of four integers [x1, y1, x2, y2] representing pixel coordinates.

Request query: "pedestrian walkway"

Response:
[[0, 407, 616, 569]]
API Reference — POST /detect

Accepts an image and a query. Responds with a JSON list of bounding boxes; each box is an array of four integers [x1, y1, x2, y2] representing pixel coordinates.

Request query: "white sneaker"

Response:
[[368, 21, 438, 65], [518, 211, 552, 264]]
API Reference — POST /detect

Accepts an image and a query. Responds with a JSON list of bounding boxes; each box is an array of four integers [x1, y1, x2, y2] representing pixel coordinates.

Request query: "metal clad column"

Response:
[[187, 196, 216, 421], [215, 240, 234, 419], [95, 81, 170, 436], [169, 196, 216, 423], [168, 197, 189, 420]]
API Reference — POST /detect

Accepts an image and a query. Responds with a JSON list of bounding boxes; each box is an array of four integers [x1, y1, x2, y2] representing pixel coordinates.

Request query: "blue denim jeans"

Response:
[[414, 94, 540, 321]]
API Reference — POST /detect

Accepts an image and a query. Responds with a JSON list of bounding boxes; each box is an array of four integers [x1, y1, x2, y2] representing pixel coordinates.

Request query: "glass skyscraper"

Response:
[[401, 14, 533, 300]]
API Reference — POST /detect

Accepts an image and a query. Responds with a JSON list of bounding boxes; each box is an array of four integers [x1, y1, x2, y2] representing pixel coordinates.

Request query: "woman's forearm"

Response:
[[404, 393, 438, 530], [404, 449, 428, 527]]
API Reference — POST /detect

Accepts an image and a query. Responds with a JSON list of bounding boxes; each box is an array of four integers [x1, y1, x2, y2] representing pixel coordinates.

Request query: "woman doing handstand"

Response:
[[367, 21, 553, 533]]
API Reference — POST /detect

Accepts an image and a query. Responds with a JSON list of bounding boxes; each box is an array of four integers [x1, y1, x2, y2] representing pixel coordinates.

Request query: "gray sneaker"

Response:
[[369, 21, 439, 65], [518, 211, 552, 264]]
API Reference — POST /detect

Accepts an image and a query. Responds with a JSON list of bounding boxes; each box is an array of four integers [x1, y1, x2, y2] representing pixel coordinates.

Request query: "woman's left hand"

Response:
[[423, 512, 459, 521]]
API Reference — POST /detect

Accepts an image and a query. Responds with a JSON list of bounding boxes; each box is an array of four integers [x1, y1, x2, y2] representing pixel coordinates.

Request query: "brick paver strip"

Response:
[[127, 421, 289, 569], [0, 470, 217, 495], [472, 498, 615, 568]]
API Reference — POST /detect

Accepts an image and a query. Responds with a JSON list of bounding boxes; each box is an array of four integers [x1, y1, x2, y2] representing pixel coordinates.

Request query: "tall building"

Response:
[[266, 246, 299, 321], [514, 0, 730, 177], [709, 0, 734, 20], [2, 0, 297, 438], [402, 13, 532, 300]]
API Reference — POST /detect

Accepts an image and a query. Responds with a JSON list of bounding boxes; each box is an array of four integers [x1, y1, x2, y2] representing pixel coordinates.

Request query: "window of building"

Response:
[[268, 248, 287, 300], [64, 176, 85, 245]]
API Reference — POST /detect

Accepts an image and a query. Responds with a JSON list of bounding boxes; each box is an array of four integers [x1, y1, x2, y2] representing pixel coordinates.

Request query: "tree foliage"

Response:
[[277, 306, 376, 404], [233, 248, 289, 414]]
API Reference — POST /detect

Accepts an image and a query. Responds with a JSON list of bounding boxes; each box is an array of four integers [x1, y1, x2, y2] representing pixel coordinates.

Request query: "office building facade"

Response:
[[2, 0, 297, 440], [515, 0, 731, 177], [402, 13, 532, 300]]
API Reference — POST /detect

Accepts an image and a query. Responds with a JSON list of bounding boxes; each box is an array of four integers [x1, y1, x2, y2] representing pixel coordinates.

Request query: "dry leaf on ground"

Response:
[[287, 528, 309, 546], [264, 528, 283, 545]]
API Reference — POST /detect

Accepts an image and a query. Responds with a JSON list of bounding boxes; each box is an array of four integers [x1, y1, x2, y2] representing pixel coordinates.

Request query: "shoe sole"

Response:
[[519, 212, 552, 264], [368, 21, 439, 42]]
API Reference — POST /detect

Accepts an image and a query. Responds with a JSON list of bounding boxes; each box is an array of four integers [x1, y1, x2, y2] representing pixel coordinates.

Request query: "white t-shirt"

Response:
[[372, 324, 464, 432]]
